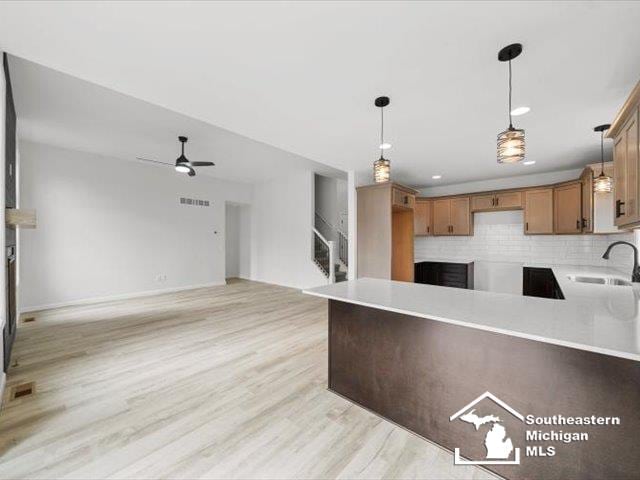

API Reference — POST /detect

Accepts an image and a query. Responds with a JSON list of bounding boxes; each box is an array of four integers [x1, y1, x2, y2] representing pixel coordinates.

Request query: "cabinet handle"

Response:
[[427, 226, 430, 233], [616, 200, 626, 218], [404, 195, 408, 205], [491, 198, 495, 206], [495, 197, 499, 206], [525, 222, 529, 232], [581, 218, 587, 229], [576, 219, 580, 230]]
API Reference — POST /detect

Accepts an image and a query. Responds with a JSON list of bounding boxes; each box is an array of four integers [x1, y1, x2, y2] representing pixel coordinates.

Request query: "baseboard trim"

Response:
[[21, 282, 227, 313]]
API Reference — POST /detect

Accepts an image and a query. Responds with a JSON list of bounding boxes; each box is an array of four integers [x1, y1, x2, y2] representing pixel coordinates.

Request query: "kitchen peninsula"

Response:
[[304, 270, 640, 480]]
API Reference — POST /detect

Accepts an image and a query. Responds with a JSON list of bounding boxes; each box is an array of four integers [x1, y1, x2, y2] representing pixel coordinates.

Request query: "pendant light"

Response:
[[373, 96, 391, 183], [593, 124, 613, 193], [497, 43, 526, 164]]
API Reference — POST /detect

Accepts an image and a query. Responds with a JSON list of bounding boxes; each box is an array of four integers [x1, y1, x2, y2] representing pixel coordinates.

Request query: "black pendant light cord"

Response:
[[600, 130, 605, 175], [508, 59, 513, 129], [380, 107, 384, 157]]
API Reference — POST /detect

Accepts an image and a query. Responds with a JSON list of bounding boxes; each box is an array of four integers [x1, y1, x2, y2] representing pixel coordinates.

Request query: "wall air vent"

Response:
[[180, 197, 210, 207]]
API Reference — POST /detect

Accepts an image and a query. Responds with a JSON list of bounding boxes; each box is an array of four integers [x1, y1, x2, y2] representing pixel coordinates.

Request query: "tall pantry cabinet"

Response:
[[357, 182, 417, 282]]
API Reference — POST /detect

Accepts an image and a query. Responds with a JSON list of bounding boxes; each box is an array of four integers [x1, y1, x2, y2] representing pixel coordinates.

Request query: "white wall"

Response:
[[415, 210, 635, 269], [19, 141, 252, 310], [251, 171, 328, 289], [0, 50, 6, 398]]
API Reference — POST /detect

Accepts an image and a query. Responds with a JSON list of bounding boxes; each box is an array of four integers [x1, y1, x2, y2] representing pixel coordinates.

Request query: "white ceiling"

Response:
[[7, 56, 344, 184], [1, 1, 640, 187]]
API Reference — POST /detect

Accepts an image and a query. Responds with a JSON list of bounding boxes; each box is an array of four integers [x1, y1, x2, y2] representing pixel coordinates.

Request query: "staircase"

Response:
[[313, 226, 347, 283], [313, 241, 347, 282]]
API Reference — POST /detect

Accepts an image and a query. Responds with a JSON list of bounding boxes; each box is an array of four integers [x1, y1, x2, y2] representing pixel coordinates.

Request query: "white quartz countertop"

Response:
[[303, 264, 640, 362]]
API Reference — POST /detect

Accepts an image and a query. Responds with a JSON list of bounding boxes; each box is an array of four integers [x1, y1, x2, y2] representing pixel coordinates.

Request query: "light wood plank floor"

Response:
[[0, 279, 496, 479]]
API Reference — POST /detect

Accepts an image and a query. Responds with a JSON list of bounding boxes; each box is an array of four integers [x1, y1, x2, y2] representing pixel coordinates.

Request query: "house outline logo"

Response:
[[449, 391, 524, 465]]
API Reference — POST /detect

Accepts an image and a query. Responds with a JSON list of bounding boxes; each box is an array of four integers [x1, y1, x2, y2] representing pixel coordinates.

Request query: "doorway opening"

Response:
[[225, 203, 251, 282]]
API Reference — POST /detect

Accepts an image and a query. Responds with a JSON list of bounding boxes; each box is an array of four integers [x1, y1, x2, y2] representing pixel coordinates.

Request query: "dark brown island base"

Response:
[[328, 300, 640, 480]]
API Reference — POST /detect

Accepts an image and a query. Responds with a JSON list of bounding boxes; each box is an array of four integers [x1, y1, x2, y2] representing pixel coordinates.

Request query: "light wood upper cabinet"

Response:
[[471, 194, 495, 212], [495, 191, 522, 210], [609, 81, 640, 228], [432, 199, 451, 235], [414, 199, 432, 236], [524, 188, 553, 234], [580, 168, 593, 233], [613, 130, 627, 225], [613, 110, 639, 226], [554, 182, 583, 234], [432, 197, 472, 236], [392, 188, 415, 210], [450, 197, 472, 235], [471, 191, 522, 212]]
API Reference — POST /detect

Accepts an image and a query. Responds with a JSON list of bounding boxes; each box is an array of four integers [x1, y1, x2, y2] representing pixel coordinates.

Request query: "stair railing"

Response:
[[337, 229, 348, 267], [315, 211, 348, 267], [313, 227, 335, 283]]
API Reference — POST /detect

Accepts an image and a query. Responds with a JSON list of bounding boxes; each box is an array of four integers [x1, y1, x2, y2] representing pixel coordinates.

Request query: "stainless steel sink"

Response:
[[567, 275, 632, 287]]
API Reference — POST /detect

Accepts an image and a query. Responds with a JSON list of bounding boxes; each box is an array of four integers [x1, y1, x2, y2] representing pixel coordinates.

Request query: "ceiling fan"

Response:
[[136, 136, 215, 177]]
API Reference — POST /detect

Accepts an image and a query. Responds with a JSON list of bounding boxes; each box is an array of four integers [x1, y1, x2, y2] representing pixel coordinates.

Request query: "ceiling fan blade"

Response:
[[190, 161, 215, 167], [135, 156, 172, 166]]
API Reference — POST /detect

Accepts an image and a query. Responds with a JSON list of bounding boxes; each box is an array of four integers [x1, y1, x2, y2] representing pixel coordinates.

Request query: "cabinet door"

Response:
[[432, 199, 451, 235], [624, 110, 639, 224], [495, 191, 522, 210], [554, 183, 582, 234], [414, 200, 432, 236], [450, 197, 471, 235], [524, 189, 553, 234], [392, 188, 415, 210], [613, 130, 627, 226], [471, 194, 495, 212], [580, 168, 593, 233]]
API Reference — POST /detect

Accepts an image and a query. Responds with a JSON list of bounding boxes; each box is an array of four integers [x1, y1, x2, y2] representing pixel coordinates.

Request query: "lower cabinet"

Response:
[[522, 267, 564, 299], [414, 261, 474, 289]]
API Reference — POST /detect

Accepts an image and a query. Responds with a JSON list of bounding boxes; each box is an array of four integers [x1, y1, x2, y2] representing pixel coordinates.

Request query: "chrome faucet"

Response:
[[602, 241, 640, 282]]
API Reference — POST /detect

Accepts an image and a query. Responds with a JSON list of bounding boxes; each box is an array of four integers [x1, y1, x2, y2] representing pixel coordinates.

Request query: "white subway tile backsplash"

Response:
[[415, 221, 635, 269]]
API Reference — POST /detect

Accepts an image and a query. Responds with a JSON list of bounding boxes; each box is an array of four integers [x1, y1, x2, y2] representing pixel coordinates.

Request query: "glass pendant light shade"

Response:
[[497, 127, 526, 163], [593, 123, 612, 194], [593, 172, 612, 193], [374, 156, 390, 183]]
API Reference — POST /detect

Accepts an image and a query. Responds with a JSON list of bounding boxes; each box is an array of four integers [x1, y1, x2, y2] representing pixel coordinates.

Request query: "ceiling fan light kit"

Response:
[[373, 96, 391, 183], [497, 43, 526, 164], [137, 136, 214, 177]]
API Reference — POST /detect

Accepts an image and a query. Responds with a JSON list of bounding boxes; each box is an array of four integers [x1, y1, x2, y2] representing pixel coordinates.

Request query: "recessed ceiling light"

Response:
[[511, 106, 530, 116], [379, 142, 392, 150], [523, 160, 536, 165], [432, 175, 442, 179]]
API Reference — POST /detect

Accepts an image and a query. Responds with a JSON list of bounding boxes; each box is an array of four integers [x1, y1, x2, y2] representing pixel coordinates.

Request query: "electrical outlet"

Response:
[[155, 274, 167, 283]]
